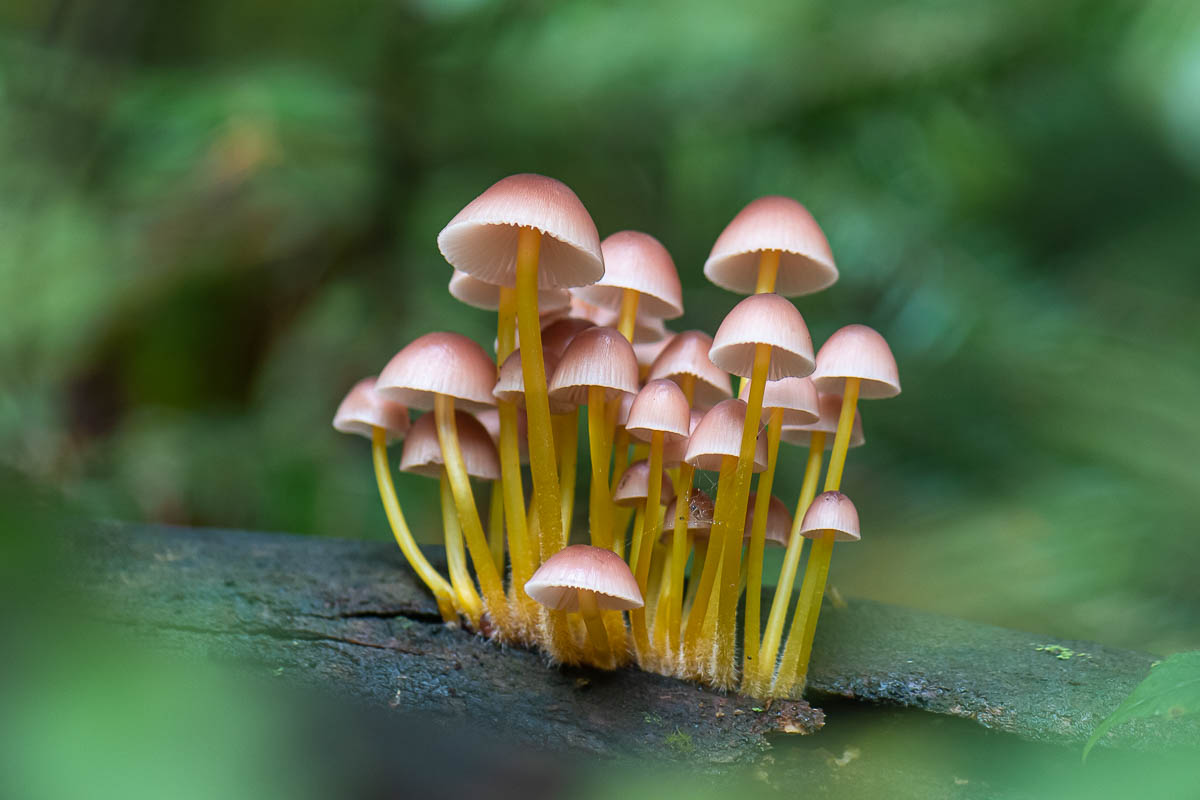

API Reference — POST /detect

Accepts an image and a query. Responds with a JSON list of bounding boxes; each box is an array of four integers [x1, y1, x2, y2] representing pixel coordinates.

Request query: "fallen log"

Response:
[[69, 522, 1197, 760]]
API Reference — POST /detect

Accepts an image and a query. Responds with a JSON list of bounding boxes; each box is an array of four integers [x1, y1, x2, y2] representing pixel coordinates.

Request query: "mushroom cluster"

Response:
[[332, 174, 900, 699]]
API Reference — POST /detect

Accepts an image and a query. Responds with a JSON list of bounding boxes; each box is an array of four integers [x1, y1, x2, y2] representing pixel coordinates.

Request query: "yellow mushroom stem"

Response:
[[586, 387, 615, 550], [775, 377, 861, 696], [440, 472, 484, 627], [513, 226, 562, 564], [556, 410, 579, 537], [486, 481, 505, 574], [578, 590, 613, 669], [627, 506, 645, 573], [741, 406, 783, 680], [617, 287, 640, 344], [496, 288, 537, 630], [711, 342, 771, 687], [630, 430, 665, 664], [370, 426, 457, 624], [752, 431, 825, 695], [737, 250, 780, 395], [434, 394, 511, 635], [667, 463, 695, 654], [651, 542, 673, 662], [610, 427, 634, 556], [682, 537, 708, 618], [682, 455, 736, 668]]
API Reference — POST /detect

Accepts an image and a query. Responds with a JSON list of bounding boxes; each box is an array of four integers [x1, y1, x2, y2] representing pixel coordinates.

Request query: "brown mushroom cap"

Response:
[[738, 376, 821, 426], [709, 293, 815, 380], [743, 493, 793, 547], [625, 379, 691, 444], [647, 331, 732, 410], [799, 491, 860, 542], [662, 409, 703, 466], [547, 326, 640, 406], [683, 398, 768, 472], [780, 392, 866, 449], [573, 231, 684, 319], [539, 316, 597, 360], [524, 544, 644, 611], [333, 377, 410, 442], [811, 324, 901, 399], [399, 410, 501, 481], [612, 460, 677, 507], [703, 196, 838, 297], [437, 173, 604, 290], [633, 332, 677, 371], [377, 332, 497, 412], [661, 489, 715, 541], [448, 270, 570, 313]]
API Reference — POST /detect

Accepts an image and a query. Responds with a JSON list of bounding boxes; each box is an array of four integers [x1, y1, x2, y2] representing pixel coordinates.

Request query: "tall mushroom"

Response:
[[776, 325, 898, 695], [752, 391, 864, 694], [437, 174, 604, 607], [623, 379, 691, 665], [735, 377, 819, 682], [333, 378, 457, 625], [377, 332, 512, 636], [573, 231, 684, 344], [705, 294, 815, 687]]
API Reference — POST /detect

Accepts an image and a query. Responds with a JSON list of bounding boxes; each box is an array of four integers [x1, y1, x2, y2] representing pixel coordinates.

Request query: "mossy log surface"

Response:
[[73, 522, 1197, 760]]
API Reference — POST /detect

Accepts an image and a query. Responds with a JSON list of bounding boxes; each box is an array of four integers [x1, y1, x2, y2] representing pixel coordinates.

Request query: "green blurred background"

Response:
[[3, 0, 1199, 665]]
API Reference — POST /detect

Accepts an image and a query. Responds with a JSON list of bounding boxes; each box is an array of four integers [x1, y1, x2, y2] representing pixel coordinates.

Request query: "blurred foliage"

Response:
[[1, 0, 1199, 664]]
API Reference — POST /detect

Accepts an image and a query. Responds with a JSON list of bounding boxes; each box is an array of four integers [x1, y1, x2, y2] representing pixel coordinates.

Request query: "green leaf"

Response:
[[1083, 651, 1200, 761]]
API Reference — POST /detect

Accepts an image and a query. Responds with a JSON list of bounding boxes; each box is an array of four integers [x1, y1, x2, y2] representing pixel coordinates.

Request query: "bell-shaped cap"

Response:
[[661, 489, 715, 540], [437, 174, 604, 289], [703, 196, 838, 297], [399, 410, 500, 481], [625, 379, 691, 443], [547, 326, 639, 406], [524, 544, 644, 612], [799, 491, 860, 542], [377, 332, 497, 412], [662, 409, 703, 466], [709, 294, 815, 380], [739, 376, 820, 426], [448, 270, 570, 314], [780, 392, 865, 449], [647, 331, 732, 410], [683, 399, 768, 472], [494, 349, 574, 414], [539, 316, 596, 361], [744, 493, 792, 547], [615, 391, 636, 427], [612, 460, 676, 507], [573, 231, 684, 319], [633, 332, 676, 371], [811, 324, 901, 399], [333, 377, 410, 442], [473, 407, 528, 465]]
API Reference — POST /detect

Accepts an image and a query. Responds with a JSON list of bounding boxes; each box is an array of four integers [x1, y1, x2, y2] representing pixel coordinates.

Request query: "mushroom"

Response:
[[736, 377, 819, 682], [647, 330, 732, 410], [377, 332, 512, 636], [678, 398, 767, 683], [548, 326, 639, 553], [525, 544, 643, 669], [332, 378, 457, 624], [703, 195, 838, 297], [776, 325, 897, 695], [573, 231, 684, 343], [753, 391, 865, 694], [774, 491, 861, 696], [437, 174, 604, 625], [623, 379, 691, 665], [705, 294, 815, 687], [400, 410, 501, 629], [612, 459, 677, 567]]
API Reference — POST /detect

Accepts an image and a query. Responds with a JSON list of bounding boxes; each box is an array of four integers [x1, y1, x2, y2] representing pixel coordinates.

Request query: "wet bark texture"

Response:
[[73, 523, 1197, 761]]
